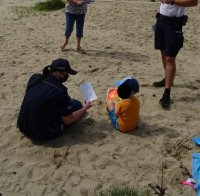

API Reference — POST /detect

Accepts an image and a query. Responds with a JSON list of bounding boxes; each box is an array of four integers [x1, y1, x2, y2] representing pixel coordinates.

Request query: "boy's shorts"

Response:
[[155, 17, 184, 57], [108, 109, 119, 130]]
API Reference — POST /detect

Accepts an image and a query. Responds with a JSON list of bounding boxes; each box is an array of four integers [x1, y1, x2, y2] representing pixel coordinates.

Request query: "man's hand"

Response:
[[83, 101, 92, 110]]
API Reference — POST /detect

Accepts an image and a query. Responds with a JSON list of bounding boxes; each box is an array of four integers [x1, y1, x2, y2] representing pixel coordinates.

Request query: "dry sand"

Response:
[[0, 0, 200, 195]]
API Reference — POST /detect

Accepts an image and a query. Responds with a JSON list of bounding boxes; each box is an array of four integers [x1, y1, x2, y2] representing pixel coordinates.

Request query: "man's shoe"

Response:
[[153, 78, 165, 87], [159, 95, 170, 109]]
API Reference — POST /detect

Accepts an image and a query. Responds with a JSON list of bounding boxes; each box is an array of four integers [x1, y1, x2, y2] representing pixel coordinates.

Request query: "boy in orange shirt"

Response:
[[107, 78, 140, 132]]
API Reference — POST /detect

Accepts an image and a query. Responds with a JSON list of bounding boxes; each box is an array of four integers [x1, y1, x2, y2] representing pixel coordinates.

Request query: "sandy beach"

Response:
[[0, 0, 200, 195]]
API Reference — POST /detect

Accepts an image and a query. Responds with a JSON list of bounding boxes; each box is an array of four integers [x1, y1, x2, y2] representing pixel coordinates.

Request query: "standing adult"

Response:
[[60, 0, 89, 52], [153, 0, 198, 108], [17, 58, 92, 141]]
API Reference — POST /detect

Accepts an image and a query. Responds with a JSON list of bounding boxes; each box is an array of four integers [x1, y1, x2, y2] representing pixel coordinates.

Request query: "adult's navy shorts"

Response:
[[155, 16, 184, 57]]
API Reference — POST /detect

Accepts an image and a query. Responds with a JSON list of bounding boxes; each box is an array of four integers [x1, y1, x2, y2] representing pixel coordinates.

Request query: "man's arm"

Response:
[[161, 0, 198, 7], [61, 102, 92, 125]]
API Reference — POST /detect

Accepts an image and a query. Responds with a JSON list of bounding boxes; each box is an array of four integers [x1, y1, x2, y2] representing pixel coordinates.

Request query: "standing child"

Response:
[[61, 0, 89, 52], [107, 78, 140, 132]]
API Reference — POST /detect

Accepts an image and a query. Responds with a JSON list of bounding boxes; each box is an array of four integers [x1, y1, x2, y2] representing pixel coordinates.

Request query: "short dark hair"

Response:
[[117, 83, 132, 99]]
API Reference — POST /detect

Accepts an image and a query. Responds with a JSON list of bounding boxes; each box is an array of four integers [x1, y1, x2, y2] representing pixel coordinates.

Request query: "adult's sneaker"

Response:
[[153, 78, 165, 87], [159, 94, 170, 109]]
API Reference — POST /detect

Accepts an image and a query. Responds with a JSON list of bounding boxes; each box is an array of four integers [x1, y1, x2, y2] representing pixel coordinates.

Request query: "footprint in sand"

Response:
[[89, 68, 99, 73], [163, 138, 193, 160]]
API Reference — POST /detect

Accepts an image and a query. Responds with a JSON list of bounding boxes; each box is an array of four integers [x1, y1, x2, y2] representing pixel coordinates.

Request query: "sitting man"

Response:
[[17, 58, 92, 141]]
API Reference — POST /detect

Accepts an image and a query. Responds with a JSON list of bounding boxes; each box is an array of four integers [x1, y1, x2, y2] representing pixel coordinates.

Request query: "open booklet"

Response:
[[80, 82, 97, 102]]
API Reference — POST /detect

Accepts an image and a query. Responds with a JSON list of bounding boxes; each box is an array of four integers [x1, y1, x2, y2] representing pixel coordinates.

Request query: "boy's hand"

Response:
[[113, 99, 118, 105]]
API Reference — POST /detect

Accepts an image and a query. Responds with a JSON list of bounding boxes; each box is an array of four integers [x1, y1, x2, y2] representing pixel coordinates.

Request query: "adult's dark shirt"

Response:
[[17, 74, 72, 140]]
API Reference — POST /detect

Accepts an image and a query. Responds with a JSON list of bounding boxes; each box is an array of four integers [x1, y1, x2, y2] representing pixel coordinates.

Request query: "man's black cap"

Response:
[[49, 58, 77, 75]]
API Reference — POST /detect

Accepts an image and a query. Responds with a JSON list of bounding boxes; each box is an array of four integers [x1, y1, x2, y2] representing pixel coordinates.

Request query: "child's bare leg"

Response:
[[60, 37, 69, 51]]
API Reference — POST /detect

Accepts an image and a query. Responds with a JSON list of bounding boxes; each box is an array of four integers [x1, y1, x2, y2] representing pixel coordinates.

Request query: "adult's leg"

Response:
[[159, 22, 183, 108], [161, 50, 167, 71], [76, 38, 81, 50], [76, 14, 85, 50], [153, 50, 167, 87], [165, 56, 176, 89], [159, 55, 176, 108], [153, 18, 166, 87], [61, 13, 76, 51]]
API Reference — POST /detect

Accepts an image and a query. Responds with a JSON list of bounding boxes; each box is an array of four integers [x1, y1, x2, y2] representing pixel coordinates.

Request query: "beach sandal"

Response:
[[77, 47, 86, 54]]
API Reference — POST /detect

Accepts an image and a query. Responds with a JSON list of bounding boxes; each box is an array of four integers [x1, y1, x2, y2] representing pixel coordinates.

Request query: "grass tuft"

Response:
[[35, 0, 65, 11], [99, 186, 150, 196]]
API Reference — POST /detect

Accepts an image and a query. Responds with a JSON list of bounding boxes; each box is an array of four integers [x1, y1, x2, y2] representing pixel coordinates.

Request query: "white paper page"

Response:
[[80, 82, 97, 102]]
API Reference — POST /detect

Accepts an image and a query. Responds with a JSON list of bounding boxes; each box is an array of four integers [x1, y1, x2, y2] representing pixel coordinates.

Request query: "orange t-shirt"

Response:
[[115, 96, 140, 132]]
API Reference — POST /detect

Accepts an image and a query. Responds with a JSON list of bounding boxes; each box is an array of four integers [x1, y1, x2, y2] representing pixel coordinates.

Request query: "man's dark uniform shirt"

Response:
[[17, 75, 72, 140]]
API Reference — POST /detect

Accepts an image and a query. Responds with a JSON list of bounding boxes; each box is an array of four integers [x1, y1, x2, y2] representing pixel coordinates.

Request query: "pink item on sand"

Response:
[[181, 178, 197, 191]]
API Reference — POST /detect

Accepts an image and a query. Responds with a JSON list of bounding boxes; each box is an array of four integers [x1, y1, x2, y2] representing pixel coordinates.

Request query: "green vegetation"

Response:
[[99, 186, 150, 196], [35, 0, 65, 11], [12, 0, 65, 20]]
